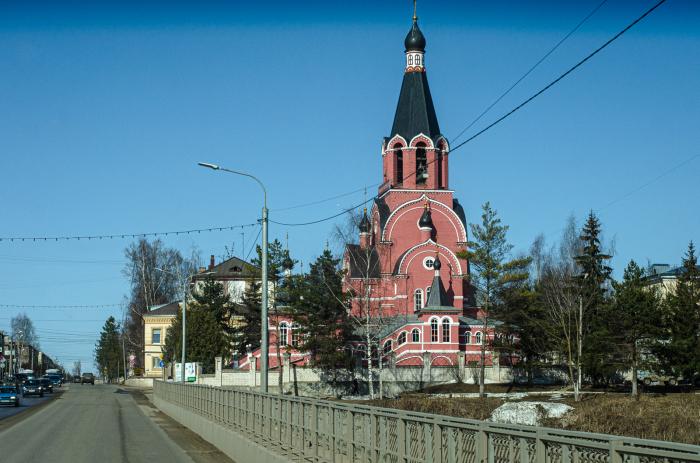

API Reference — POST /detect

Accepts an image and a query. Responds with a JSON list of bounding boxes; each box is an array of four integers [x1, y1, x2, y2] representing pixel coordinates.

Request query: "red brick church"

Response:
[[242, 12, 498, 373], [342, 13, 492, 369]]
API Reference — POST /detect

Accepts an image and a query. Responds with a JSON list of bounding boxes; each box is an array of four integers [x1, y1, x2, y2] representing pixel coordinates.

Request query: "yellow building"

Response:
[[143, 301, 180, 378]]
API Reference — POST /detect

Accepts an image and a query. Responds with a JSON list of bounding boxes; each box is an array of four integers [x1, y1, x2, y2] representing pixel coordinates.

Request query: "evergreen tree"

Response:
[[162, 281, 232, 373], [291, 250, 353, 384], [251, 239, 287, 282], [456, 202, 530, 398], [575, 212, 613, 385], [235, 281, 262, 356], [608, 260, 660, 399], [655, 242, 700, 379], [94, 316, 122, 382]]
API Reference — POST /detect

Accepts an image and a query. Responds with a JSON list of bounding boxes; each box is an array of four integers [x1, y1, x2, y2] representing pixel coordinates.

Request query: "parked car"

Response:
[[39, 377, 54, 393], [0, 385, 20, 407], [73, 376, 81, 384], [81, 373, 95, 385], [22, 379, 44, 397]]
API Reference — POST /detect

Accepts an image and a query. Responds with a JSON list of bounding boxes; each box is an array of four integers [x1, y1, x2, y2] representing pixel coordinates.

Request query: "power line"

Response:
[[0, 222, 258, 243], [267, 0, 667, 228], [450, 0, 609, 144], [245, 226, 263, 261], [0, 303, 123, 309], [450, 0, 668, 152]]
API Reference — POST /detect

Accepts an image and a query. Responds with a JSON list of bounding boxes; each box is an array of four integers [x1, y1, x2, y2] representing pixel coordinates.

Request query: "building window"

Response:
[[437, 151, 443, 188], [291, 325, 300, 348], [414, 289, 423, 311], [423, 256, 435, 269], [279, 323, 288, 346], [383, 339, 393, 355], [151, 328, 161, 345], [395, 146, 404, 185], [441, 319, 450, 343], [397, 332, 407, 346], [152, 357, 161, 369], [412, 328, 420, 343], [464, 331, 471, 344], [426, 286, 431, 304], [415, 54, 421, 66], [416, 143, 427, 185], [475, 331, 482, 345], [430, 318, 438, 343], [408, 54, 413, 65]]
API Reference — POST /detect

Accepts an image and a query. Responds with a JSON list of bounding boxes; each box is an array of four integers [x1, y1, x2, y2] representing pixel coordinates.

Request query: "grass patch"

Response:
[[358, 392, 700, 445]]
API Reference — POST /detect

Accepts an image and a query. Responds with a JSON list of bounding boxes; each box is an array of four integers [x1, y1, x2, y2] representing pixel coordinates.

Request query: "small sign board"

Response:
[[158, 359, 165, 368]]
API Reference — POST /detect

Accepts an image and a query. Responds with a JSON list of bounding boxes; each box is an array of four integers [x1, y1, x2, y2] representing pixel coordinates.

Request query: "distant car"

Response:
[[81, 373, 95, 385], [22, 379, 44, 397], [73, 376, 81, 383], [46, 374, 63, 388], [39, 377, 54, 393], [0, 385, 20, 407]]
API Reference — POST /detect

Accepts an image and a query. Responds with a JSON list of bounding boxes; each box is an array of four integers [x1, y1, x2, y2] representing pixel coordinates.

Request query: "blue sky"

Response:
[[1, 1, 698, 371]]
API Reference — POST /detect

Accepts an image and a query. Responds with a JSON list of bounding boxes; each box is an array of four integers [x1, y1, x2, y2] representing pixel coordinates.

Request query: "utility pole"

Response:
[[198, 162, 270, 393]]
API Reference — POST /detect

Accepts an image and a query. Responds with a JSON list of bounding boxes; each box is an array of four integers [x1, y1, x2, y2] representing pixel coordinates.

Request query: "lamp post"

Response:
[[155, 268, 190, 382], [198, 161, 269, 393]]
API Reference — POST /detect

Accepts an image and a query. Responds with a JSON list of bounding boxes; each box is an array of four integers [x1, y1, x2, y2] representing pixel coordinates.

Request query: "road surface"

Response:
[[0, 384, 233, 463], [0, 389, 54, 421]]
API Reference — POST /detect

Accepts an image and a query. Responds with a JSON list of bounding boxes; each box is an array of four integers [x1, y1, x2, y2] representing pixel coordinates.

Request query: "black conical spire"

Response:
[[359, 208, 370, 233]]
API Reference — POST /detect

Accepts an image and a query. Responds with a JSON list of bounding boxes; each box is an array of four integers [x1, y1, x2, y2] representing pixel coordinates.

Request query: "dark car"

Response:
[[22, 379, 44, 397], [81, 373, 95, 385], [39, 377, 53, 393], [46, 374, 63, 388], [0, 385, 20, 407]]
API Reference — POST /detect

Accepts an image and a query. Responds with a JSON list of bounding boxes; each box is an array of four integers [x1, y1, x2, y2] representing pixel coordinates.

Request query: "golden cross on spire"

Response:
[[413, 0, 418, 22]]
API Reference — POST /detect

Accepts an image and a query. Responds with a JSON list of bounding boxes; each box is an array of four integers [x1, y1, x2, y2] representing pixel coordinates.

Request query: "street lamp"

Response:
[[198, 161, 270, 393]]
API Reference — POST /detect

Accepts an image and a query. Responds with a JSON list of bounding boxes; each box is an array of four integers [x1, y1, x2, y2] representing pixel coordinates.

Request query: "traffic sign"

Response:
[[158, 360, 165, 368]]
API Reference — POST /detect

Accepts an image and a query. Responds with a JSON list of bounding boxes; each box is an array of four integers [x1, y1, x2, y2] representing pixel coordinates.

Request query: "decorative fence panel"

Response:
[[154, 381, 700, 463]]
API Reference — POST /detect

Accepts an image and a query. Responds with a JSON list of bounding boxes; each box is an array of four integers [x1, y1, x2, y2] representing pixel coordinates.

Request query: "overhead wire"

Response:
[[450, 0, 609, 144]]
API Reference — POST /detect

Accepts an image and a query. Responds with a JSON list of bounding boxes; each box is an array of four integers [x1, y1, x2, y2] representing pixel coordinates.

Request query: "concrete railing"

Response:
[[154, 381, 700, 463]]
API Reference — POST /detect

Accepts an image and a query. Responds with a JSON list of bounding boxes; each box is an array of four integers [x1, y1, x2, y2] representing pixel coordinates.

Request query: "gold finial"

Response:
[[413, 0, 418, 22]]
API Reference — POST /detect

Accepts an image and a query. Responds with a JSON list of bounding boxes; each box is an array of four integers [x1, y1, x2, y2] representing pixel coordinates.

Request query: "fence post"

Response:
[[535, 430, 546, 463], [476, 423, 488, 463], [610, 440, 623, 463]]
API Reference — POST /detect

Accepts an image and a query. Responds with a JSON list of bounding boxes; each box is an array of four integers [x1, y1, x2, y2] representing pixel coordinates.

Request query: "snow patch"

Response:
[[489, 401, 573, 426]]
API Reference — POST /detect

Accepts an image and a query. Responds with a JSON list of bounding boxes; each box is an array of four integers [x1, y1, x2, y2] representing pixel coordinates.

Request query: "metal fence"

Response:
[[154, 381, 700, 463]]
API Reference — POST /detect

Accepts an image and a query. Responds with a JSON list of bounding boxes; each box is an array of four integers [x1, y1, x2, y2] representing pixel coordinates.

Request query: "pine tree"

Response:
[[575, 212, 613, 386], [656, 242, 700, 379], [609, 260, 660, 399], [456, 202, 530, 398], [291, 250, 353, 384], [94, 317, 122, 382], [236, 281, 262, 356]]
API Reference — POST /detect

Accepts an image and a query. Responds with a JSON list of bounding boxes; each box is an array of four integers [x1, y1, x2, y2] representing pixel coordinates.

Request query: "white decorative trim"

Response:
[[409, 133, 434, 149], [382, 194, 467, 242], [386, 134, 408, 150], [397, 239, 463, 275]]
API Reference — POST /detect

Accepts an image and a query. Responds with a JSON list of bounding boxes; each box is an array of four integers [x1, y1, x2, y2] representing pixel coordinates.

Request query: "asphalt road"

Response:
[[0, 384, 234, 463]]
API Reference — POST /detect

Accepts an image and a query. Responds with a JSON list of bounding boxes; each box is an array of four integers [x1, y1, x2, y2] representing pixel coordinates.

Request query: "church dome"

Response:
[[404, 20, 426, 52], [433, 255, 442, 270], [418, 206, 433, 229]]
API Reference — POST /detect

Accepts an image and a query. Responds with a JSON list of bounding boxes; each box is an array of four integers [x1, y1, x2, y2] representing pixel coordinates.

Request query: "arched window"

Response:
[[475, 331, 482, 345], [416, 142, 428, 185], [414, 289, 423, 311], [408, 54, 413, 65], [394, 144, 404, 185], [397, 332, 407, 345], [425, 286, 431, 304], [291, 325, 301, 348], [430, 318, 439, 343], [415, 54, 421, 66], [279, 322, 288, 346], [411, 328, 420, 343], [441, 319, 451, 343], [383, 339, 393, 355], [464, 331, 471, 345]]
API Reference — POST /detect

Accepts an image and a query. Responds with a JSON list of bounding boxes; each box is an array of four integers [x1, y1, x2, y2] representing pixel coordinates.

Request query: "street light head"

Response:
[[197, 162, 220, 170]]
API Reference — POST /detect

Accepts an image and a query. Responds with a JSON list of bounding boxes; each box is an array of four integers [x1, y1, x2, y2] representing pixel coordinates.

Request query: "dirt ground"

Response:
[[361, 390, 700, 445]]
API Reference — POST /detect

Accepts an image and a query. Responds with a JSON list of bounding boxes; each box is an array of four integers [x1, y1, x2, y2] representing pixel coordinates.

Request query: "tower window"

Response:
[[395, 145, 404, 185], [416, 143, 427, 185], [415, 54, 421, 66], [437, 151, 443, 188], [414, 289, 423, 311], [426, 286, 431, 304]]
